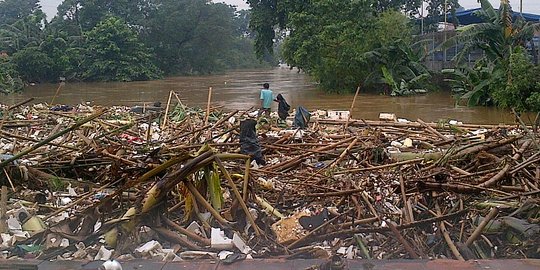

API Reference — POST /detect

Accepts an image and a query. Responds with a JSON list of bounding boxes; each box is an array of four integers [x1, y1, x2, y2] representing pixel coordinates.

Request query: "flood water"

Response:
[[3, 68, 527, 124]]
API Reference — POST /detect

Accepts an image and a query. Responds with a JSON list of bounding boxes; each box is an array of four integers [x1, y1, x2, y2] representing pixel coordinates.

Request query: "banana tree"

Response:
[[449, 0, 539, 65], [364, 39, 431, 96]]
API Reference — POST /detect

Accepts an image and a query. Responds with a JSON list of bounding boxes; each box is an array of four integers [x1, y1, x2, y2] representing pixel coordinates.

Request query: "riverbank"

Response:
[[0, 101, 538, 263]]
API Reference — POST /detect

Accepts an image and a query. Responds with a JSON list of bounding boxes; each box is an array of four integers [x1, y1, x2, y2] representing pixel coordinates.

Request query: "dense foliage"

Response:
[[444, 0, 540, 112], [81, 17, 161, 81], [0, 0, 272, 91], [248, 0, 443, 93], [0, 56, 23, 93]]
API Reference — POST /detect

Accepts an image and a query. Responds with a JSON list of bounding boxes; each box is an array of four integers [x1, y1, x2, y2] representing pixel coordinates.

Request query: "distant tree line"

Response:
[[0, 0, 272, 92]]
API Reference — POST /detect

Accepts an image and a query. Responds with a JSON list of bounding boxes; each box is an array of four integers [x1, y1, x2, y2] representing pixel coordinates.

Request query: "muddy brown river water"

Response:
[[3, 68, 529, 124]]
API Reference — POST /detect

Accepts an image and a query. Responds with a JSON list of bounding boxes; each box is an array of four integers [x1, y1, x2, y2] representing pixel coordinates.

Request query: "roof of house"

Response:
[[449, 8, 540, 25]]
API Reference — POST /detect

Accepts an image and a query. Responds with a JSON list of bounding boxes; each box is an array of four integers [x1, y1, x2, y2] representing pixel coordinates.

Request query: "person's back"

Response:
[[259, 83, 273, 117]]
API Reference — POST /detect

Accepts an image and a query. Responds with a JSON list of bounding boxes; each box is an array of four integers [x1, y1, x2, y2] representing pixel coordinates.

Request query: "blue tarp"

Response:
[[449, 8, 540, 25]]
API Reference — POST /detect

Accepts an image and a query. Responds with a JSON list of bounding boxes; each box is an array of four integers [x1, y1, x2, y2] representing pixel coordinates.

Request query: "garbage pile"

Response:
[[0, 99, 539, 263]]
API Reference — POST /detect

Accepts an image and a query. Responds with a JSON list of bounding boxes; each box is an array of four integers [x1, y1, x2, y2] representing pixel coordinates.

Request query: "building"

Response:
[[421, 8, 540, 71]]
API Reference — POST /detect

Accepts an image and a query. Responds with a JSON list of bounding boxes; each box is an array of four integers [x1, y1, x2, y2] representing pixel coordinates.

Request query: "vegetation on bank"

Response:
[[247, 0, 459, 94], [247, 0, 540, 112], [444, 0, 540, 112], [0, 0, 273, 93]]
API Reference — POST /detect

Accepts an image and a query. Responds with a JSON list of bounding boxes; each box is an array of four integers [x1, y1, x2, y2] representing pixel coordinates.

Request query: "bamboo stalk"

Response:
[[336, 158, 424, 175], [50, 82, 65, 105], [386, 219, 420, 259], [478, 140, 531, 188], [204, 87, 212, 126], [185, 181, 231, 227], [465, 207, 499, 247], [8, 98, 34, 111], [306, 188, 363, 197], [161, 90, 174, 129], [399, 169, 411, 224], [242, 158, 251, 202], [215, 157, 261, 236], [2, 168, 16, 192], [153, 226, 201, 250], [343, 85, 361, 130], [0, 186, 6, 233], [162, 216, 211, 246], [436, 203, 464, 260]]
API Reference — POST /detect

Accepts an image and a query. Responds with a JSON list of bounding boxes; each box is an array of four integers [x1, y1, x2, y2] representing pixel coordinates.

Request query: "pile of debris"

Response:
[[0, 97, 538, 263]]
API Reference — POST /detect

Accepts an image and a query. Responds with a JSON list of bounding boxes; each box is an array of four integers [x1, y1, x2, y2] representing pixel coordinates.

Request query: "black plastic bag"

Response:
[[293, 106, 311, 129], [239, 119, 266, 165], [275, 94, 290, 121]]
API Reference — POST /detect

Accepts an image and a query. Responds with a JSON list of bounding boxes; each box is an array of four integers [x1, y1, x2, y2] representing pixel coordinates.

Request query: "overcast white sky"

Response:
[[39, 0, 540, 20]]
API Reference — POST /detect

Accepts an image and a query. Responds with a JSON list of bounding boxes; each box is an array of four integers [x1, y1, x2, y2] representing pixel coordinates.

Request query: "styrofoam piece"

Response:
[[379, 113, 397, 121], [94, 246, 113, 261], [211, 228, 233, 250]]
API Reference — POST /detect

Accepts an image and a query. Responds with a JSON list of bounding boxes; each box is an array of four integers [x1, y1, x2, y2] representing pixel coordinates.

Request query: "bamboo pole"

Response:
[[161, 90, 174, 129], [436, 203, 465, 260], [465, 207, 499, 247], [215, 157, 261, 236], [0, 186, 6, 233], [204, 87, 213, 126], [344, 85, 361, 130], [50, 82, 65, 105]]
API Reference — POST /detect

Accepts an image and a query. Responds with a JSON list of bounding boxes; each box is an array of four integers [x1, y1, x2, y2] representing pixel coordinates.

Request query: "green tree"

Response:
[[52, 0, 151, 34], [81, 16, 161, 81], [0, 0, 41, 26], [424, 0, 460, 31], [143, 0, 237, 74], [12, 46, 55, 82], [0, 56, 23, 94], [0, 10, 46, 52], [250, 1, 428, 92]]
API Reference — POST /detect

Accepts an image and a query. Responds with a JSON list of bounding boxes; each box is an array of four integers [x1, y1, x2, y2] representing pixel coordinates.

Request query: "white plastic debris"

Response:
[[135, 240, 162, 255], [379, 113, 397, 122], [1, 233, 13, 247], [390, 141, 403, 148], [232, 233, 252, 254], [218, 250, 234, 260], [67, 184, 78, 196], [101, 259, 123, 270], [211, 228, 233, 249], [403, 138, 413, 148], [397, 118, 410, 123], [327, 110, 350, 120], [60, 238, 70, 248], [95, 246, 113, 261], [7, 215, 22, 231]]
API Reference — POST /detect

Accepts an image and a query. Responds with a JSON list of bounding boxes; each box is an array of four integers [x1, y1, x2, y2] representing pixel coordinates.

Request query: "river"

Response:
[[3, 68, 526, 124]]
